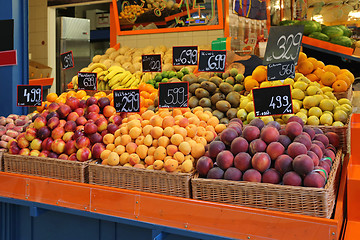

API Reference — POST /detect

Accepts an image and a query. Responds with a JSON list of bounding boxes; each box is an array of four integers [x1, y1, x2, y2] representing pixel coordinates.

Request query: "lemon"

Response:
[[309, 81, 321, 88], [295, 112, 307, 124], [308, 107, 322, 118], [334, 110, 347, 123], [307, 116, 320, 125], [261, 116, 274, 125], [237, 109, 247, 121], [294, 73, 304, 81], [294, 81, 308, 91], [299, 108, 308, 115], [272, 80, 283, 86], [331, 99, 340, 107], [245, 101, 254, 112], [260, 81, 272, 88], [294, 99, 303, 108], [283, 78, 294, 86], [247, 111, 257, 122], [292, 89, 305, 100], [275, 118, 285, 125], [240, 98, 250, 109], [303, 96, 317, 109], [282, 114, 294, 123], [338, 98, 351, 105], [320, 113, 333, 126], [332, 121, 344, 127], [319, 99, 334, 111], [324, 91, 336, 100], [306, 86, 321, 96], [321, 86, 333, 93], [292, 101, 300, 113], [247, 92, 253, 100], [324, 111, 334, 117], [323, 95, 330, 99], [340, 104, 352, 115]]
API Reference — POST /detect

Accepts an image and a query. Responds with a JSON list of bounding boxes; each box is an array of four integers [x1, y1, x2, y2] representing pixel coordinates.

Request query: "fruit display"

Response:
[[119, 5, 146, 21], [7, 94, 123, 161], [197, 116, 340, 188], [0, 114, 32, 149], [97, 106, 225, 173]]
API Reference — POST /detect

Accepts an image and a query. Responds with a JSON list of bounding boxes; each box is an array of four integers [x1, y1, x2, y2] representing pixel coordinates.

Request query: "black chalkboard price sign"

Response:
[[77, 72, 97, 90], [60, 51, 74, 70], [172, 46, 198, 66], [158, 82, 189, 108], [252, 85, 293, 117], [113, 89, 140, 113], [267, 60, 295, 81], [263, 25, 304, 65], [198, 50, 226, 72], [17, 85, 42, 107], [142, 54, 162, 72]]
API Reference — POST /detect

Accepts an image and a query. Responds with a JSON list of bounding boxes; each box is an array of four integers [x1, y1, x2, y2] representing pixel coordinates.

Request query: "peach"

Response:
[[293, 154, 314, 176], [307, 150, 320, 166], [191, 143, 205, 159], [249, 139, 267, 155], [207, 167, 224, 179], [135, 136, 145, 145], [127, 153, 140, 166], [314, 134, 329, 148], [75, 136, 90, 149], [148, 146, 156, 156], [119, 152, 130, 165], [275, 155, 293, 175], [278, 135, 291, 149], [158, 136, 170, 148], [224, 167, 242, 181], [120, 135, 132, 146], [220, 128, 238, 145], [304, 171, 325, 188], [243, 169, 261, 182], [181, 159, 194, 173], [230, 137, 249, 156], [114, 145, 125, 155], [145, 155, 155, 165], [283, 171, 302, 186], [63, 132, 74, 142], [142, 125, 153, 136], [242, 126, 260, 142], [175, 127, 187, 138], [64, 140, 77, 156], [252, 152, 271, 173], [58, 153, 69, 160], [100, 149, 112, 161], [95, 118, 108, 132], [288, 116, 304, 127], [30, 138, 42, 151], [142, 110, 155, 120], [150, 126, 163, 139], [126, 142, 137, 154], [103, 105, 116, 118], [17, 133, 30, 149], [208, 141, 226, 158], [152, 139, 158, 147], [143, 135, 153, 147], [174, 152, 185, 164], [25, 127, 37, 142], [103, 133, 115, 145], [234, 152, 252, 172], [287, 142, 307, 159], [34, 116, 47, 130], [164, 159, 178, 172], [136, 145, 148, 159], [178, 117, 189, 128], [29, 149, 40, 156], [266, 142, 285, 160], [129, 127, 142, 139], [154, 146, 166, 160], [285, 122, 303, 140], [166, 145, 178, 156], [260, 126, 279, 144], [19, 148, 30, 156], [163, 127, 175, 138], [149, 115, 163, 127], [325, 132, 340, 148], [170, 134, 183, 146], [35, 126, 51, 141], [153, 160, 164, 170], [179, 142, 191, 155], [162, 116, 175, 128]]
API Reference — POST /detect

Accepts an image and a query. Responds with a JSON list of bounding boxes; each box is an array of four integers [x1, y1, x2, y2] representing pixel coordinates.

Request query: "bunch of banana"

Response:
[[141, 72, 155, 83], [71, 63, 108, 90]]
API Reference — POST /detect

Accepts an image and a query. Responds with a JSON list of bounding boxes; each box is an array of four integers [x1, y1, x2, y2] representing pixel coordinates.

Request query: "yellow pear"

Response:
[[240, 98, 250, 109], [283, 78, 294, 86], [332, 121, 344, 127], [299, 108, 308, 115], [338, 98, 351, 105], [245, 101, 254, 112], [298, 76, 311, 84], [247, 111, 257, 122]]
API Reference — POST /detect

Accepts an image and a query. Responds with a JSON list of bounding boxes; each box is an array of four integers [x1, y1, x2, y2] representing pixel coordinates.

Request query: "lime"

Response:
[[154, 74, 162, 82], [176, 71, 184, 79], [161, 71, 169, 78], [161, 78, 168, 83]]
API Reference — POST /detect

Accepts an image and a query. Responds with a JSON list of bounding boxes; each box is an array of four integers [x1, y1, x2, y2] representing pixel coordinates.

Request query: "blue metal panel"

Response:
[[0, 0, 28, 116]]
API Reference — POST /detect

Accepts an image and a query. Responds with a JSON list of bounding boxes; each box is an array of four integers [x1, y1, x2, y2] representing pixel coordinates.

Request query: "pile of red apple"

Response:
[[0, 114, 32, 148], [8, 96, 123, 162], [196, 116, 340, 188]]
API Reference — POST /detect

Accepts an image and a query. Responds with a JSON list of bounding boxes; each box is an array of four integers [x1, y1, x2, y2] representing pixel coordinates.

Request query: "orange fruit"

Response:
[[305, 73, 319, 82], [307, 57, 318, 69], [46, 93, 58, 102], [140, 91, 150, 99], [298, 52, 307, 63], [36, 101, 46, 112], [332, 80, 348, 92], [244, 78, 259, 91], [313, 67, 325, 79], [144, 99, 153, 108], [297, 60, 314, 75], [323, 65, 341, 75], [320, 71, 336, 86], [339, 69, 355, 83], [317, 61, 325, 69], [144, 84, 155, 93], [336, 73, 351, 88], [94, 91, 107, 97], [251, 66, 267, 83], [75, 90, 86, 99], [66, 91, 76, 99], [149, 92, 158, 101], [138, 83, 147, 92], [140, 96, 145, 108]]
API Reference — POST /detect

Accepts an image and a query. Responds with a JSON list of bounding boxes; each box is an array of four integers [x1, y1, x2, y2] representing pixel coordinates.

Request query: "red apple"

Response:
[[17, 133, 30, 149], [64, 120, 77, 132], [76, 116, 87, 126], [86, 97, 97, 106], [74, 108, 84, 117], [47, 117, 60, 129], [37, 126, 51, 140], [97, 97, 110, 109], [51, 126, 65, 140], [86, 112, 100, 122], [48, 102, 60, 112], [89, 132, 102, 144], [68, 153, 77, 161], [39, 150, 50, 157], [63, 132, 74, 142], [66, 97, 80, 110], [41, 137, 54, 151], [75, 136, 90, 149], [109, 114, 122, 125], [67, 112, 79, 122], [72, 129, 84, 140], [30, 138, 42, 151], [64, 140, 77, 155], [79, 99, 87, 108], [48, 152, 59, 159], [29, 149, 40, 156], [107, 123, 118, 134], [84, 122, 98, 135], [76, 147, 92, 162], [25, 127, 37, 142], [91, 143, 106, 159], [19, 148, 30, 156], [58, 120, 66, 128], [58, 153, 69, 160], [95, 118, 108, 132], [46, 111, 59, 121], [57, 104, 72, 119], [87, 104, 100, 114], [51, 139, 66, 154], [34, 116, 47, 130]]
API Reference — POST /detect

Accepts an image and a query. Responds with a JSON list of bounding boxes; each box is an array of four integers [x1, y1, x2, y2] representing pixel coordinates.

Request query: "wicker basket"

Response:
[[89, 162, 193, 198], [3, 153, 89, 183], [334, 85, 353, 100], [0, 149, 6, 171], [192, 149, 342, 218]]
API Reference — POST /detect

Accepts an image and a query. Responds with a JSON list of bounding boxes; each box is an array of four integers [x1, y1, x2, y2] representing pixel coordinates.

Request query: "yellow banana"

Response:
[[92, 67, 104, 73], [104, 68, 125, 81], [108, 72, 127, 87], [108, 66, 125, 72], [80, 67, 90, 72], [105, 83, 111, 90], [120, 72, 133, 85], [124, 76, 136, 88], [130, 78, 140, 87], [72, 75, 78, 85], [99, 75, 105, 81], [88, 63, 107, 72], [98, 81, 105, 90], [111, 82, 122, 90]]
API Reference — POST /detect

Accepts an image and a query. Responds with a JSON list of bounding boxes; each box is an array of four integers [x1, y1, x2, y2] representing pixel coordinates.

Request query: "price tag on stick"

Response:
[[172, 46, 198, 66], [17, 85, 42, 107], [198, 50, 226, 72], [158, 82, 189, 108], [60, 51, 74, 70], [113, 89, 140, 113], [263, 25, 304, 65], [267, 60, 295, 81], [252, 85, 293, 117], [142, 54, 162, 72], [78, 72, 97, 91]]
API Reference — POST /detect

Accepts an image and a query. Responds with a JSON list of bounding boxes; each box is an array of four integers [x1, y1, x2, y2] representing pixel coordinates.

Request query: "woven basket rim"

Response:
[[4, 153, 89, 166]]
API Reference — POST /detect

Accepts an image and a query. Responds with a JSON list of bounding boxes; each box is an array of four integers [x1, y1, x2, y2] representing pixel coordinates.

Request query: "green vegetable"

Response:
[[309, 32, 330, 41], [295, 20, 321, 35], [322, 26, 344, 39], [279, 20, 298, 26], [330, 36, 352, 47], [335, 25, 352, 37]]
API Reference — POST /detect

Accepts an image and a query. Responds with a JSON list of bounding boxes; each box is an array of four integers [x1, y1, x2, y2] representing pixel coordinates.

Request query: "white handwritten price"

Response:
[[117, 92, 139, 112], [63, 54, 73, 69], [149, 60, 161, 70], [24, 88, 41, 105], [164, 87, 187, 106], [208, 54, 226, 71], [178, 49, 197, 65], [279, 63, 295, 77], [272, 33, 302, 61], [269, 95, 292, 113], [83, 77, 96, 88]]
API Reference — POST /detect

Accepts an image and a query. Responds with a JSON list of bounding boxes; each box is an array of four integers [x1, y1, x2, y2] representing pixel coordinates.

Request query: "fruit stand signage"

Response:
[[142, 54, 162, 72], [267, 60, 295, 81], [60, 51, 74, 70], [252, 85, 293, 117], [77, 72, 97, 91], [198, 50, 226, 72], [172, 46, 198, 66], [113, 89, 140, 113], [263, 25, 304, 65], [158, 82, 189, 108], [17, 85, 42, 107]]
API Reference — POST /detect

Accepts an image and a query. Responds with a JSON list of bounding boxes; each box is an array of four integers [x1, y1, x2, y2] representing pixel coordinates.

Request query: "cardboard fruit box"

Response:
[[29, 60, 52, 79]]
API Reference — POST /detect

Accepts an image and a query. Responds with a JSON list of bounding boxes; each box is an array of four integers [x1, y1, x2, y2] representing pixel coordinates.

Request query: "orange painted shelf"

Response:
[[302, 36, 354, 56], [0, 153, 347, 240]]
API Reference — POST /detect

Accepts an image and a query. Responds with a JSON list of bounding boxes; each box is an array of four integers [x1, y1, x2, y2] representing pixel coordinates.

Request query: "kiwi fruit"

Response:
[[195, 88, 210, 99], [198, 77, 208, 84], [212, 110, 224, 120], [225, 77, 235, 85], [200, 81, 217, 93], [220, 117, 230, 124], [154, 97, 159, 107], [211, 93, 226, 105], [222, 70, 230, 79], [226, 108, 238, 119], [209, 76, 222, 87], [188, 96, 199, 108], [226, 92, 241, 108], [216, 100, 231, 113], [189, 83, 201, 94], [219, 82, 234, 95], [147, 105, 156, 111], [199, 98, 211, 108], [203, 107, 213, 112]]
